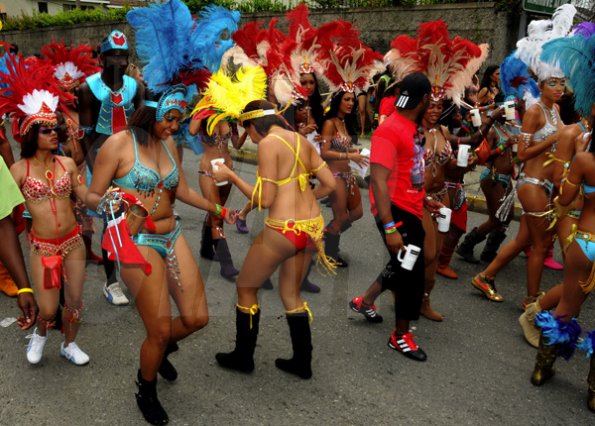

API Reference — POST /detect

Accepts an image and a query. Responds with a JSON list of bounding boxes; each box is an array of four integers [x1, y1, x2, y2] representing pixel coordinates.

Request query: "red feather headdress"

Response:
[[41, 40, 101, 91], [318, 20, 383, 94], [0, 53, 74, 141], [385, 20, 487, 102]]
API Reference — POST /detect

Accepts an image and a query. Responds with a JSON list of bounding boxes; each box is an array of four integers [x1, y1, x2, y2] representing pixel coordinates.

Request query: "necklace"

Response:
[[539, 100, 558, 126]]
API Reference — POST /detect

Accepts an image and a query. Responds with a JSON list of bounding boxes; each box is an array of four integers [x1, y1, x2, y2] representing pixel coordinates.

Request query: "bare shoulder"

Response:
[[55, 155, 76, 170], [102, 131, 131, 152]]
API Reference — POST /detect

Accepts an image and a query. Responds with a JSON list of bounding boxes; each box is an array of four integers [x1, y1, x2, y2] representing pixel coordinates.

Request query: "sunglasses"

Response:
[[38, 126, 59, 135]]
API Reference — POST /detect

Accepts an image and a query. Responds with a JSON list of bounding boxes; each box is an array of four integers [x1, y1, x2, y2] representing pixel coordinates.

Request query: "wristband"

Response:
[[385, 227, 397, 234], [215, 203, 222, 217], [17, 288, 34, 295], [383, 221, 396, 230]]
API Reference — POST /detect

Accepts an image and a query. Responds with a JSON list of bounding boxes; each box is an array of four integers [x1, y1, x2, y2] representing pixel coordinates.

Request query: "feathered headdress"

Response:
[[541, 32, 595, 117], [191, 65, 267, 135], [40, 40, 100, 91], [500, 51, 540, 106], [385, 20, 485, 102], [515, 4, 577, 81], [0, 53, 73, 141], [572, 21, 595, 38], [319, 20, 383, 94], [284, 4, 323, 75]]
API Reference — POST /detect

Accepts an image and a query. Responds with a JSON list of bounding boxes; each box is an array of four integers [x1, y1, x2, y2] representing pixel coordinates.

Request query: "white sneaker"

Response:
[[26, 328, 47, 365], [103, 282, 129, 306], [60, 342, 90, 366]]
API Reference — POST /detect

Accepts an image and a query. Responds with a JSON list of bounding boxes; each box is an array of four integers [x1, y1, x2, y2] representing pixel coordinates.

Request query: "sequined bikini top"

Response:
[[202, 131, 231, 150], [533, 102, 560, 143], [22, 157, 71, 202], [424, 128, 453, 169], [330, 133, 352, 152]]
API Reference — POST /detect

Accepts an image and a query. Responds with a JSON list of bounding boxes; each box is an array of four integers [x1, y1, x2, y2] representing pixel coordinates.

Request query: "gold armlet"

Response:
[[311, 161, 327, 174]]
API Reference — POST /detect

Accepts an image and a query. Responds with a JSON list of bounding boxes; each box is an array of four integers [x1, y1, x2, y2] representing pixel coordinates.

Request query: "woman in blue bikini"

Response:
[[87, 86, 235, 425]]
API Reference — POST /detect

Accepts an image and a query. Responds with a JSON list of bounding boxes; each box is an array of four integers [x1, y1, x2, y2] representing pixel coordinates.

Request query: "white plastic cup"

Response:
[[210, 158, 228, 186], [457, 144, 471, 167], [437, 207, 452, 233], [512, 141, 518, 153], [504, 101, 516, 121], [470, 109, 482, 127], [397, 244, 421, 271]]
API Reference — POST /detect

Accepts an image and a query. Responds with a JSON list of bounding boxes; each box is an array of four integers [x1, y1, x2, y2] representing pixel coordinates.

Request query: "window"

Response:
[[38, 2, 48, 13]]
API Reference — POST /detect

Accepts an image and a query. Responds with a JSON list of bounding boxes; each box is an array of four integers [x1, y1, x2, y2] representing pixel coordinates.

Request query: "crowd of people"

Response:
[[0, 1, 594, 424]]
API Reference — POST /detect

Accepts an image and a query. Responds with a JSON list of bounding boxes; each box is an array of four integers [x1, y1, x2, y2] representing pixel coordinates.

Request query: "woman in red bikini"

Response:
[[212, 99, 336, 379]]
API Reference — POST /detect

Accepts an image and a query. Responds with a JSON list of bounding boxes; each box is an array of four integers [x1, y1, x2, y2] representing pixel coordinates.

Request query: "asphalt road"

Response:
[[1, 150, 594, 426]]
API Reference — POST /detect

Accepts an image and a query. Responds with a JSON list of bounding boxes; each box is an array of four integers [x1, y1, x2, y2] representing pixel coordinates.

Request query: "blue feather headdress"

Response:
[[127, 0, 196, 94], [541, 33, 595, 117], [500, 52, 540, 105], [189, 5, 241, 73]]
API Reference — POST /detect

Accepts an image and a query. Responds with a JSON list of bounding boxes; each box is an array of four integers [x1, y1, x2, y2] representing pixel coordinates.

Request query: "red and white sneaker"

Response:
[[387, 331, 427, 362], [349, 295, 383, 323]]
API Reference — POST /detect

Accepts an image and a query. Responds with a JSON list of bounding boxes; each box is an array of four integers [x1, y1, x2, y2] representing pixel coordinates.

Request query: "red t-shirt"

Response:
[[379, 96, 396, 118], [369, 112, 425, 219]]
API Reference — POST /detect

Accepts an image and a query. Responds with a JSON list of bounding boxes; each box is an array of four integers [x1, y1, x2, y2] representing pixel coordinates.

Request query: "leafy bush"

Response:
[[2, 7, 130, 31]]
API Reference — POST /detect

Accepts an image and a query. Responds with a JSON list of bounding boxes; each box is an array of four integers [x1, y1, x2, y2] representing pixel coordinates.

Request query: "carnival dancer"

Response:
[[78, 30, 144, 306], [477, 65, 502, 106], [471, 5, 576, 307], [41, 40, 103, 265], [0, 55, 91, 365], [0, 155, 38, 329]]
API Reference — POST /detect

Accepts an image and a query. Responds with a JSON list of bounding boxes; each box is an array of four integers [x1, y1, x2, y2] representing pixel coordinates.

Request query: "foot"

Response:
[[261, 278, 274, 290], [518, 309, 540, 348], [333, 255, 349, 268], [349, 295, 383, 323], [103, 282, 130, 306], [471, 274, 504, 302], [235, 211, 249, 234], [387, 331, 427, 362], [215, 350, 254, 373], [521, 292, 545, 310], [26, 329, 47, 364], [60, 342, 90, 366], [531, 365, 555, 386], [543, 256, 563, 271], [479, 250, 497, 263], [220, 264, 239, 281], [0, 276, 18, 297], [136, 374, 169, 425], [588, 386, 595, 413], [275, 357, 312, 379], [158, 343, 179, 381], [420, 295, 444, 322], [436, 264, 458, 280], [456, 245, 480, 264], [300, 278, 320, 294]]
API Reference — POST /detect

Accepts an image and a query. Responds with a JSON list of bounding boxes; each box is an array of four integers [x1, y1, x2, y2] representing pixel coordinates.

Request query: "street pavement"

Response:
[[1, 148, 594, 426]]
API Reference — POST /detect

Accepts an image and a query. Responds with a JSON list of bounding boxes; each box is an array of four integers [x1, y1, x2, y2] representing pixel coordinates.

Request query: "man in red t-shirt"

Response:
[[349, 73, 441, 361]]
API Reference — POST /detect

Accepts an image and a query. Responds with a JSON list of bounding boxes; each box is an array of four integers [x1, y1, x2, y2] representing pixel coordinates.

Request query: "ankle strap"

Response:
[[286, 302, 313, 323], [236, 304, 259, 329]]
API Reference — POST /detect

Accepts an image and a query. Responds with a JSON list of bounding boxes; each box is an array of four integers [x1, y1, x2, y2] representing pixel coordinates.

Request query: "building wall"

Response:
[[1, 0, 105, 17], [0, 3, 514, 67]]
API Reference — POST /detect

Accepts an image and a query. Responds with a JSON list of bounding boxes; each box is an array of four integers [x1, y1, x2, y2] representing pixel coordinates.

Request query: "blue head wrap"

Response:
[[145, 85, 187, 122], [100, 30, 129, 54]]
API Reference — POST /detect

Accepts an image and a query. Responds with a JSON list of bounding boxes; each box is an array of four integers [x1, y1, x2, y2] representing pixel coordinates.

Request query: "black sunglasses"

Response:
[[38, 126, 59, 135]]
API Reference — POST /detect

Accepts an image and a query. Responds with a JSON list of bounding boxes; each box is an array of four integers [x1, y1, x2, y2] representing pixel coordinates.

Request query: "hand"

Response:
[[224, 208, 238, 225], [16, 293, 38, 330], [313, 134, 323, 143], [349, 152, 369, 167], [425, 197, 444, 214], [386, 231, 404, 254], [302, 123, 317, 134], [467, 153, 478, 167], [490, 106, 505, 121], [212, 163, 234, 184]]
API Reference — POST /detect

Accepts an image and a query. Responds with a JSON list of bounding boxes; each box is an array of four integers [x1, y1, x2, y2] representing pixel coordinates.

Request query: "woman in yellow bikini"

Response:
[[212, 99, 336, 379]]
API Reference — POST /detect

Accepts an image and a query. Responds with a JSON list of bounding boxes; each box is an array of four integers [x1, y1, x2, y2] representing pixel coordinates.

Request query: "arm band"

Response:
[[17, 288, 34, 295]]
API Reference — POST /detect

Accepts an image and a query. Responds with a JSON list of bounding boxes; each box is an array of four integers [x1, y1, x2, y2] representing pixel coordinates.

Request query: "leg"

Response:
[[421, 209, 443, 321], [325, 175, 350, 266]]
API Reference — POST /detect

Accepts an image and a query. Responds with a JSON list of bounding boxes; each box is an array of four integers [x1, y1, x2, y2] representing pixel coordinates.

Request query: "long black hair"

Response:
[[324, 91, 358, 143], [241, 100, 293, 136], [480, 65, 500, 93], [20, 124, 40, 158], [305, 73, 324, 130]]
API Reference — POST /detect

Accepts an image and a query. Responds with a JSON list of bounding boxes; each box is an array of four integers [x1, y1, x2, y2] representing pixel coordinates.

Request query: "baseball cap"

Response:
[[394, 73, 431, 110]]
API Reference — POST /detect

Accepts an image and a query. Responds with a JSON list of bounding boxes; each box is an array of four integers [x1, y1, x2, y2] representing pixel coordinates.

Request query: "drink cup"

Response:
[[457, 144, 471, 167], [470, 109, 482, 127], [512, 141, 518, 153], [505, 101, 516, 121], [397, 244, 421, 271], [125, 203, 149, 236], [210, 158, 228, 186], [436, 207, 452, 233]]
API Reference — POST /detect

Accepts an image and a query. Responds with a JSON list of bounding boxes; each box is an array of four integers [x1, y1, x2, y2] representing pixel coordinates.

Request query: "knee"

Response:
[[147, 324, 172, 348], [181, 314, 208, 332], [38, 307, 57, 321]]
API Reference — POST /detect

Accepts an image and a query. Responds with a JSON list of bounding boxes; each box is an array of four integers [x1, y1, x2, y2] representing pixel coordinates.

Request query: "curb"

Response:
[[230, 151, 524, 220]]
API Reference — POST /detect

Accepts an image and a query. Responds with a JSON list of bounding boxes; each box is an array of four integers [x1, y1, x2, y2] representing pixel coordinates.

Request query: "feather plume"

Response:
[[41, 40, 100, 88], [191, 65, 267, 135], [450, 43, 488, 105], [500, 51, 541, 105], [541, 33, 595, 117], [127, 0, 195, 93], [577, 330, 595, 358], [572, 22, 595, 38], [535, 310, 582, 361]]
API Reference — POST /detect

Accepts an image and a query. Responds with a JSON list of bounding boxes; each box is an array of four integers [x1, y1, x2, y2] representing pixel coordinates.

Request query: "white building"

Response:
[[0, 0, 109, 18]]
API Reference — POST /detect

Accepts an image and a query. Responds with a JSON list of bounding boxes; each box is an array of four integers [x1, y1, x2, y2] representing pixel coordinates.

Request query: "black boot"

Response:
[[275, 312, 312, 379], [199, 223, 217, 261], [216, 307, 260, 373], [213, 238, 239, 280], [324, 233, 348, 267], [158, 343, 178, 382], [531, 333, 558, 386], [588, 354, 595, 412], [480, 230, 507, 263], [300, 263, 320, 294], [135, 370, 169, 425], [456, 227, 486, 264], [261, 278, 274, 290]]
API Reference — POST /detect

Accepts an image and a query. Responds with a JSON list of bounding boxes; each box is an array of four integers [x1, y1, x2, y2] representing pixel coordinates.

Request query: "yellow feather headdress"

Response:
[[191, 64, 267, 135]]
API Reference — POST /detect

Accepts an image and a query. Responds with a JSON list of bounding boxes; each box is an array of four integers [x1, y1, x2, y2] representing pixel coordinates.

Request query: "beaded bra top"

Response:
[[22, 157, 71, 202]]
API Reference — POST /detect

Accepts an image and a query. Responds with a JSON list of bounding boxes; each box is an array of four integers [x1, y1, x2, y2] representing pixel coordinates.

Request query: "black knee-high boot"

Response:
[[456, 227, 486, 264], [480, 229, 507, 263], [136, 370, 168, 425], [324, 233, 348, 267], [587, 354, 595, 412], [216, 307, 260, 373], [158, 343, 178, 381], [213, 238, 239, 280], [275, 312, 313, 379], [199, 222, 217, 260]]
